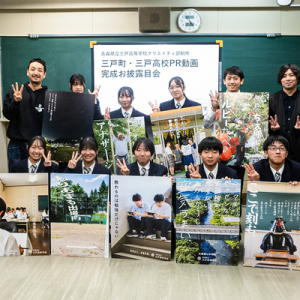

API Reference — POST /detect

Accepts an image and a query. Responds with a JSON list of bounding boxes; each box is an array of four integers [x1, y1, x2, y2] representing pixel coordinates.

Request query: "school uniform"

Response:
[[11, 157, 58, 173], [110, 107, 146, 119], [253, 158, 300, 182], [159, 97, 201, 111], [64, 160, 111, 175], [186, 163, 237, 179], [127, 161, 168, 176]]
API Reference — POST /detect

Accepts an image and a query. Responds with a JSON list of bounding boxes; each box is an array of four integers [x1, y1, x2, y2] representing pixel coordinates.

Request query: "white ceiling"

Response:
[[0, 173, 48, 187]]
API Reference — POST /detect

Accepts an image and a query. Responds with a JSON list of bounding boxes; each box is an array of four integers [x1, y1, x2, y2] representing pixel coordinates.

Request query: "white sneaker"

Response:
[[161, 237, 166, 241], [146, 234, 156, 240]]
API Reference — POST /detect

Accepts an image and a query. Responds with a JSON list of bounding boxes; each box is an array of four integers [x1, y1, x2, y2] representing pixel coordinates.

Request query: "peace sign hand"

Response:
[[244, 163, 260, 181], [209, 90, 219, 112], [188, 163, 201, 179], [104, 107, 110, 120], [12, 82, 24, 102], [68, 152, 82, 169], [294, 115, 300, 130], [149, 100, 160, 113], [116, 158, 130, 175], [269, 115, 280, 131], [43, 151, 52, 167]]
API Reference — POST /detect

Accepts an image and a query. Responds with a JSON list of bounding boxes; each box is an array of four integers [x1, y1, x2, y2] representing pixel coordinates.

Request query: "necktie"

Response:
[[30, 165, 37, 173], [140, 167, 146, 176], [84, 167, 91, 174], [275, 172, 281, 182], [124, 111, 130, 118], [176, 103, 181, 109], [208, 172, 214, 179]]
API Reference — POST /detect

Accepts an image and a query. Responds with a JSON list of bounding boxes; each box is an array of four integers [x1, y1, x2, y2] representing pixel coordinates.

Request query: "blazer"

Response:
[[269, 90, 300, 162], [64, 160, 111, 175], [11, 157, 58, 173], [186, 163, 237, 179], [110, 107, 146, 119], [159, 97, 201, 112], [253, 158, 300, 182], [127, 161, 168, 176]]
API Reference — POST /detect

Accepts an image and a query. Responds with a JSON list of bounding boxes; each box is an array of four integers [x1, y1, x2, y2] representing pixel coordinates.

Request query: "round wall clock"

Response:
[[177, 9, 202, 33]]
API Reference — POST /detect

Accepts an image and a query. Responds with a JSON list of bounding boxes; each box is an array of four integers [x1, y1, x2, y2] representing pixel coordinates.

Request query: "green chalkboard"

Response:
[[2, 36, 300, 100], [38, 195, 48, 211]]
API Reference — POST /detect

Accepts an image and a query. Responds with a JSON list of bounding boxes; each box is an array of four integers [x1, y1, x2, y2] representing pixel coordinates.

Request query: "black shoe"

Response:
[[139, 233, 145, 239], [127, 231, 138, 237]]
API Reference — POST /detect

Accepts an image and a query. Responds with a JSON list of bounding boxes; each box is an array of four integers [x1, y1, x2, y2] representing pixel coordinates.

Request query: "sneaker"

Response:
[[138, 233, 145, 239], [161, 237, 167, 241], [126, 231, 138, 237], [146, 234, 156, 240]]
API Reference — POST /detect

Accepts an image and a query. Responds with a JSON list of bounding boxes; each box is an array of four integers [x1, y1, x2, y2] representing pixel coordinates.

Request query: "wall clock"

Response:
[[177, 9, 202, 33]]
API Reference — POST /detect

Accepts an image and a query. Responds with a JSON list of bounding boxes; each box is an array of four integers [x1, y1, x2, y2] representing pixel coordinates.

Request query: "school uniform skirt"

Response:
[[183, 154, 194, 165], [167, 154, 175, 167]]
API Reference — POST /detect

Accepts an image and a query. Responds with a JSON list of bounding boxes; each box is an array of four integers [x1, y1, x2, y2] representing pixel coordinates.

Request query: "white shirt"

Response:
[[137, 161, 150, 176], [28, 158, 41, 173], [181, 144, 192, 156], [165, 146, 172, 155], [18, 212, 27, 219], [174, 98, 186, 109], [203, 163, 219, 179], [0, 229, 20, 256], [82, 161, 95, 174], [122, 107, 133, 118], [15, 210, 21, 218], [42, 210, 49, 221], [150, 202, 172, 220], [270, 165, 284, 182]]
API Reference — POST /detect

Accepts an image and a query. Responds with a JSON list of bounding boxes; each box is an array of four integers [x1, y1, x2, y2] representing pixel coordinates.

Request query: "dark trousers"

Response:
[[146, 218, 171, 238], [175, 163, 182, 172], [7, 140, 28, 172], [127, 216, 146, 233]]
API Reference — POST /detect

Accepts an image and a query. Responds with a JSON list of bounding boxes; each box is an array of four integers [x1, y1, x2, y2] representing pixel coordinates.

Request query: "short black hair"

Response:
[[79, 137, 98, 153], [263, 135, 290, 152], [69, 74, 86, 91], [198, 137, 223, 154], [277, 64, 300, 85], [223, 66, 244, 80], [154, 194, 164, 202], [132, 138, 155, 156], [28, 136, 47, 155], [132, 193, 142, 202], [0, 198, 6, 219], [168, 76, 185, 88], [28, 58, 46, 72], [118, 86, 134, 103]]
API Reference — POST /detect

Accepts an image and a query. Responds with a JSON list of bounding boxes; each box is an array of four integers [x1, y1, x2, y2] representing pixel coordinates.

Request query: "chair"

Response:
[[0, 222, 18, 232]]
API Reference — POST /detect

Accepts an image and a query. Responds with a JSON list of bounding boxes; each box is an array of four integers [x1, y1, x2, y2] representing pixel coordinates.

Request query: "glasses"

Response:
[[268, 146, 286, 152]]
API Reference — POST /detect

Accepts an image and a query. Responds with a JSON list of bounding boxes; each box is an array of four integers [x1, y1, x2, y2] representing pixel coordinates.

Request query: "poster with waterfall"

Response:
[[175, 178, 241, 265]]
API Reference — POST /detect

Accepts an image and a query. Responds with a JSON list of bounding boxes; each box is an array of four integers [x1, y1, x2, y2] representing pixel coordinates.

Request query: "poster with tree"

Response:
[[93, 117, 146, 174], [215, 92, 269, 166], [50, 174, 109, 258], [176, 178, 241, 266]]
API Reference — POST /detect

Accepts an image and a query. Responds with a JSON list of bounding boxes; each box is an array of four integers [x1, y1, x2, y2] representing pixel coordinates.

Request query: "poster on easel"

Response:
[[176, 178, 241, 266]]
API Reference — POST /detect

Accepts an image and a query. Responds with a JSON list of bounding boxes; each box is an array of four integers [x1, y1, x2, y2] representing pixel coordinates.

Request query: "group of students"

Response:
[[2, 207, 28, 220]]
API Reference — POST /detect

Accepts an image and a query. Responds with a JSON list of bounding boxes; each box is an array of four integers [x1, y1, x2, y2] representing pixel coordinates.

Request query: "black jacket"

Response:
[[159, 97, 201, 111], [3, 82, 47, 142], [64, 160, 111, 175], [11, 157, 58, 173], [186, 163, 238, 179], [110, 107, 146, 119], [127, 161, 168, 176], [253, 158, 300, 182]]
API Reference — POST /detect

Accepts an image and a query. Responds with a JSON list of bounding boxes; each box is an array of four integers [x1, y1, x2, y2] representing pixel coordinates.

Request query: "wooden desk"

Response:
[[253, 252, 299, 261], [7, 219, 29, 233]]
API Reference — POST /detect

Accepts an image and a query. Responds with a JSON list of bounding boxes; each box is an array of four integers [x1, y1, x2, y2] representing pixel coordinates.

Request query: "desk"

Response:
[[253, 252, 299, 261], [7, 219, 29, 233], [11, 232, 32, 256]]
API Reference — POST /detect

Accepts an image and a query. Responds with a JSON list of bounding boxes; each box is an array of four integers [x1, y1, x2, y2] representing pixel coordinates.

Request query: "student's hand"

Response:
[[104, 107, 110, 120], [12, 82, 24, 102], [133, 212, 139, 216], [116, 158, 130, 175], [221, 177, 232, 180], [126, 211, 130, 216], [289, 181, 300, 185], [209, 90, 219, 112], [68, 152, 82, 169], [188, 164, 201, 179], [294, 116, 300, 130], [269, 115, 280, 131], [19, 245, 24, 255], [144, 211, 148, 216], [43, 152, 52, 167], [154, 213, 159, 218], [244, 163, 260, 181], [88, 85, 101, 103], [149, 100, 160, 113]]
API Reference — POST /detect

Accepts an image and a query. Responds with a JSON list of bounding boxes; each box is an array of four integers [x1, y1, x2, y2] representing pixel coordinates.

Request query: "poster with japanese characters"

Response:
[[42, 90, 95, 162], [244, 182, 300, 270], [150, 106, 205, 178], [111, 175, 172, 261], [93, 43, 220, 114], [214, 92, 269, 166], [0, 173, 49, 257], [50, 174, 109, 258], [93, 117, 146, 174], [176, 178, 241, 266]]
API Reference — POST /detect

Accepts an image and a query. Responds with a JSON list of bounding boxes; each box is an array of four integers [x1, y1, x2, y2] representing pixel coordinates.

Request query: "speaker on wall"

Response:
[[139, 7, 170, 33]]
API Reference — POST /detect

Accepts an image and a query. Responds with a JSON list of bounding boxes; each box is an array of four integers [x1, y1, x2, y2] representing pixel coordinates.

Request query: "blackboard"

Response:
[[2, 36, 300, 100], [38, 195, 48, 211]]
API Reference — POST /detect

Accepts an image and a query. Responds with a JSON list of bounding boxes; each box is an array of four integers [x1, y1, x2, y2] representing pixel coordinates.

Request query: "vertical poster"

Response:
[[0, 173, 49, 256], [150, 106, 204, 177], [111, 175, 172, 261], [50, 174, 109, 258], [176, 179, 241, 265], [215, 92, 269, 166], [42, 90, 95, 162], [244, 182, 300, 270], [93, 117, 146, 174]]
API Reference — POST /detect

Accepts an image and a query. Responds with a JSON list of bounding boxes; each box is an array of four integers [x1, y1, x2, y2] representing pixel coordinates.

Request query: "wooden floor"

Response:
[[28, 224, 50, 255]]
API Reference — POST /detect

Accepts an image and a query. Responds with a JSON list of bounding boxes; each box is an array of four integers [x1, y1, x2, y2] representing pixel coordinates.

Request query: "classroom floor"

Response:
[[1, 207, 300, 300]]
